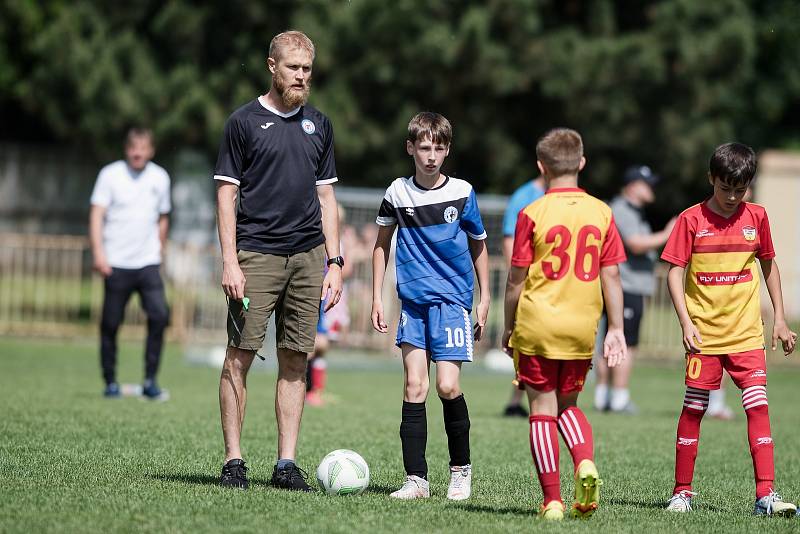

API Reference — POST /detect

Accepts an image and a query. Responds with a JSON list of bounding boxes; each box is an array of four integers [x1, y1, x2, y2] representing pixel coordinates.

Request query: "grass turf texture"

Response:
[[1, 338, 799, 533]]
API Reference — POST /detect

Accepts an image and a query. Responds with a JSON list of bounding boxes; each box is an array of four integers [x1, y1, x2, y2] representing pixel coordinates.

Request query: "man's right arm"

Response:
[[217, 182, 245, 300], [89, 205, 111, 277]]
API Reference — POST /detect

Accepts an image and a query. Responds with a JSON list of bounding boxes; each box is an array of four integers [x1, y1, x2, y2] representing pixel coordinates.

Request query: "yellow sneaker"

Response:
[[538, 500, 565, 520], [572, 459, 602, 519]]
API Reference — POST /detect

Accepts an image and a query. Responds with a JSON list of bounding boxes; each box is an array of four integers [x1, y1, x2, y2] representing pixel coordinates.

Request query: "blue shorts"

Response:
[[396, 301, 474, 362], [317, 302, 328, 335]]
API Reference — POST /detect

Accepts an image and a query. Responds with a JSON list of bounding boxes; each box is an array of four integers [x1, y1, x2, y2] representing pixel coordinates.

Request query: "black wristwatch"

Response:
[[327, 256, 345, 268]]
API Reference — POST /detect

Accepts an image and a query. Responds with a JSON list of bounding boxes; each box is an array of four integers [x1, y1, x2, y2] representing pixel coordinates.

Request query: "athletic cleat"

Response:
[[271, 462, 313, 492], [538, 500, 565, 520], [142, 380, 168, 401], [753, 491, 796, 516], [666, 490, 697, 512], [572, 459, 602, 518], [220, 458, 248, 489], [502, 404, 528, 418], [103, 382, 120, 398], [305, 390, 324, 407], [447, 465, 472, 500], [389, 475, 430, 499]]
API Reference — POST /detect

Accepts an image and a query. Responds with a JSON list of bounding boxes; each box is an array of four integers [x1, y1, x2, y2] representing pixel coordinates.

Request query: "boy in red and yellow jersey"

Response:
[[503, 128, 627, 520], [662, 142, 797, 516]]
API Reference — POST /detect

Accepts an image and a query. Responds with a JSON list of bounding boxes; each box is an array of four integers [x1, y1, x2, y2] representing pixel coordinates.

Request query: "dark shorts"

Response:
[[516, 353, 592, 394], [684, 349, 767, 390], [227, 244, 325, 354], [622, 292, 644, 347]]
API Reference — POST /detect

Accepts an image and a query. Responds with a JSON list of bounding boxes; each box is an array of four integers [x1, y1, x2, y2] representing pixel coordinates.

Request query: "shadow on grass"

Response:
[[366, 483, 395, 495], [451, 503, 533, 517], [148, 472, 270, 487], [607, 496, 721, 512]]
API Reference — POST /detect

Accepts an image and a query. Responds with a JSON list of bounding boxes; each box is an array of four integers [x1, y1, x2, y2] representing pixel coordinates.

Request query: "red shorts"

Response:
[[517, 353, 592, 394], [684, 349, 767, 390]]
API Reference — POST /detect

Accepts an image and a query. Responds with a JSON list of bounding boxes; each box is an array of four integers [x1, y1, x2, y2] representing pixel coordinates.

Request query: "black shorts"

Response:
[[622, 292, 644, 347]]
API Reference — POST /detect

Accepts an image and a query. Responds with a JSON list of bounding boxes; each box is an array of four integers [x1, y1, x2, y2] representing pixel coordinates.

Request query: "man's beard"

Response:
[[274, 69, 311, 108]]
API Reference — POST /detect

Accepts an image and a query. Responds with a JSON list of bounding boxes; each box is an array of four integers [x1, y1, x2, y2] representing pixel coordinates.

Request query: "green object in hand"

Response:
[[242, 297, 250, 311]]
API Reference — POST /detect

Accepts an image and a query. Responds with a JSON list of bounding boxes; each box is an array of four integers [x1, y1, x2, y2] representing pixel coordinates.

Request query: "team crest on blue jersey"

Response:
[[443, 206, 458, 223], [742, 226, 756, 241], [400, 312, 408, 327], [301, 119, 316, 135]]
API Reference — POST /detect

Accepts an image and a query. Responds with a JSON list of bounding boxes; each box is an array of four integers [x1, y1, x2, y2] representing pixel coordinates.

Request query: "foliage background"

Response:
[[2, 0, 799, 216]]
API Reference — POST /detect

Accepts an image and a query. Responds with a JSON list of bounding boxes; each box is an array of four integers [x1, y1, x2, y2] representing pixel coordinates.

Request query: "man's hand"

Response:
[[473, 299, 490, 342], [681, 321, 703, 354], [371, 301, 388, 333], [772, 320, 798, 356], [603, 327, 627, 368], [321, 266, 343, 312], [92, 255, 112, 277], [221, 261, 246, 300], [501, 329, 513, 356]]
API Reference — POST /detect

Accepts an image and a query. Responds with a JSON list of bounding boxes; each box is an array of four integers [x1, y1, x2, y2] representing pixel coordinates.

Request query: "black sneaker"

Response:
[[104, 382, 121, 398], [220, 459, 249, 489], [503, 404, 528, 418], [271, 462, 312, 492], [142, 380, 166, 400]]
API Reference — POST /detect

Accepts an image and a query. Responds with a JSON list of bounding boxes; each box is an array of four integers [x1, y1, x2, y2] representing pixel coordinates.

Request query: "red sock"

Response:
[[557, 407, 594, 471], [674, 387, 708, 494], [742, 386, 774, 499], [311, 358, 327, 392], [529, 415, 561, 505]]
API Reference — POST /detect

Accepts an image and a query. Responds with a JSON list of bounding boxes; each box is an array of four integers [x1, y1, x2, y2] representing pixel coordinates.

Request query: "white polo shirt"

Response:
[[90, 160, 171, 269]]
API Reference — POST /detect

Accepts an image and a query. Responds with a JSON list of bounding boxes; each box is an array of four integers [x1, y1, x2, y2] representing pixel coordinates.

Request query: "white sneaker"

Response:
[[390, 475, 430, 499], [447, 465, 472, 500], [753, 491, 797, 516], [666, 490, 697, 512]]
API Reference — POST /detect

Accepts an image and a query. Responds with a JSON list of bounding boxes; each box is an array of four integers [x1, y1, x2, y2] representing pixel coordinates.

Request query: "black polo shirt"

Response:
[[214, 97, 338, 254]]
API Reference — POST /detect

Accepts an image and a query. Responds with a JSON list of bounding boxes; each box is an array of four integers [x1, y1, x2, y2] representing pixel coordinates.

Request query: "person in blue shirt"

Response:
[[500, 176, 545, 417], [372, 112, 490, 501]]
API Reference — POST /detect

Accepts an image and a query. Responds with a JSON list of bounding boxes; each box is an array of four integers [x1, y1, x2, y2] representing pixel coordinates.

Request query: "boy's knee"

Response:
[[436, 379, 460, 399], [405, 377, 428, 402]]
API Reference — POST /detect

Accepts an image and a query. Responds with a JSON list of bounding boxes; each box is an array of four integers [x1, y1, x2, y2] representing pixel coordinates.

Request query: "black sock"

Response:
[[400, 401, 427, 479], [441, 394, 470, 466]]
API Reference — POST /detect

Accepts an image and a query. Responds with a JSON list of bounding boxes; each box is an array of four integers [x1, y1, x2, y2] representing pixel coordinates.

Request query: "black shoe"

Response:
[[503, 404, 528, 418], [220, 459, 249, 489], [142, 380, 166, 400], [104, 382, 121, 398], [271, 462, 312, 492]]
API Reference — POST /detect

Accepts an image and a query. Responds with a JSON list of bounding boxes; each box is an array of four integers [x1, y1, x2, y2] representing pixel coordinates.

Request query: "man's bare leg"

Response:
[[276, 347, 308, 460], [220, 346, 255, 462]]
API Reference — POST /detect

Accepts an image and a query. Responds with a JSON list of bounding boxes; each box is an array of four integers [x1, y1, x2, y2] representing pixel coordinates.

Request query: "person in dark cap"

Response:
[[594, 165, 676, 413]]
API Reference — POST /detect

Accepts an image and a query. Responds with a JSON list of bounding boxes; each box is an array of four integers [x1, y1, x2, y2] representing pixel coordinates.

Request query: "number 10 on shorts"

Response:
[[445, 327, 466, 348]]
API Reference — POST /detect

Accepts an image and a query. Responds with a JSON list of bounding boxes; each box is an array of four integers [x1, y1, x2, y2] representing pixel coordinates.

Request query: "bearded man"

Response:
[[213, 30, 343, 491]]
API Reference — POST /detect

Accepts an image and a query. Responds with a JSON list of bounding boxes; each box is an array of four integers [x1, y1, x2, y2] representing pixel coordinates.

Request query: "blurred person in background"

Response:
[[89, 127, 171, 400], [594, 165, 675, 413], [500, 175, 545, 417], [214, 30, 342, 491]]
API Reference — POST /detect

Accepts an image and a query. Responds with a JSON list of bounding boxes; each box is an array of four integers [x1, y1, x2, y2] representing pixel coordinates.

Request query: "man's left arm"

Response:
[[158, 214, 169, 252], [318, 184, 342, 311], [760, 258, 797, 355]]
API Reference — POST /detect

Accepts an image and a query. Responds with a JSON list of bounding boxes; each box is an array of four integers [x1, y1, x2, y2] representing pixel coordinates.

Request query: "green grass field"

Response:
[[2, 337, 799, 533]]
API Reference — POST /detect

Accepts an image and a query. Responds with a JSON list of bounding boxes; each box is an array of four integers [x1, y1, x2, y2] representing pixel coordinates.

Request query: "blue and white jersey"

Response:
[[376, 175, 487, 309]]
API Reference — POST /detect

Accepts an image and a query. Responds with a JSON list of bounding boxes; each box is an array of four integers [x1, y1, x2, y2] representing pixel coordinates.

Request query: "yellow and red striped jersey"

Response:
[[661, 201, 775, 354], [510, 188, 626, 360]]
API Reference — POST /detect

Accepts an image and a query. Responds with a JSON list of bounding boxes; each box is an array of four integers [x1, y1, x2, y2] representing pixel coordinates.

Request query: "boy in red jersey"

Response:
[[662, 142, 797, 516], [503, 128, 627, 520]]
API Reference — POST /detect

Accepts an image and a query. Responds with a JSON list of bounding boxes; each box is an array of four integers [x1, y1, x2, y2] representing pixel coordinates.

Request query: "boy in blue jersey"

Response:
[[372, 112, 490, 500]]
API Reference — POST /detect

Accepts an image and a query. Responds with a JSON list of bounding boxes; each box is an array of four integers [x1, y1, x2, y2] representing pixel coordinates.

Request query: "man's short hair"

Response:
[[709, 142, 757, 186], [125, 127, 154, 146], [407, 112, 452, 146], [536, 128, 583, 177], [269, 30, 315, 62]]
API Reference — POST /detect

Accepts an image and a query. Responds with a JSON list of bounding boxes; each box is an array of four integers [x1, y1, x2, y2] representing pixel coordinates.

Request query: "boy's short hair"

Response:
[[269, 30, 315, 62], [407, 112, 452, 146], [125, 127, 154, 146], [536, 128, 583, 177], [709, 142, 757, 186]]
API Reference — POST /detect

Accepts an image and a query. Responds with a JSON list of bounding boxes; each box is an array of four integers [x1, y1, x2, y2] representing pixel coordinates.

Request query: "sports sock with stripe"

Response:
[[529, 414, 561, 505], [440, 394, 470, 467], [310, 357, 327, 392], [673, 386, 708, 494], [557, 406, 594, 470], [741, 385, 774, 498], [400, 401, 428, 479]]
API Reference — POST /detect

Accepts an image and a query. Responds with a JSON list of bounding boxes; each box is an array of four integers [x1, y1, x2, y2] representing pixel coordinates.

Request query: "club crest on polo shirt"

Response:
[[742, 226, 756, 241], [301, 119, 316, 135], [443, 206, 458, 223]]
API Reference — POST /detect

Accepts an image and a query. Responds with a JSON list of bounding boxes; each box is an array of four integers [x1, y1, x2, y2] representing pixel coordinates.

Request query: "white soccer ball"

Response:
[[316, 449, 370, 495]]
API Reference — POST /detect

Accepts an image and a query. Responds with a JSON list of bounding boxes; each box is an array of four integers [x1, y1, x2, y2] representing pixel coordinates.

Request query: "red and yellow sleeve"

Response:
[[757, 210, 776, 260], [511, 210, 536, 267], [661, 212, 693, 267], [600, 216, 627, 266]]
